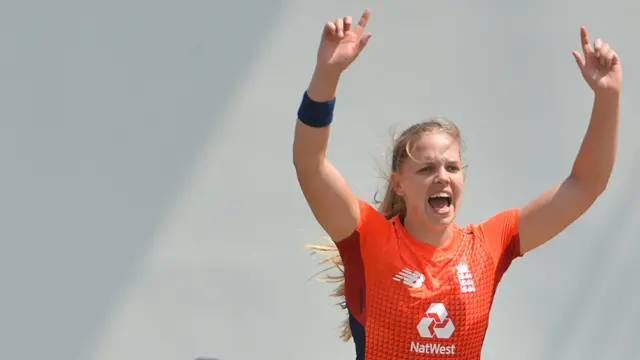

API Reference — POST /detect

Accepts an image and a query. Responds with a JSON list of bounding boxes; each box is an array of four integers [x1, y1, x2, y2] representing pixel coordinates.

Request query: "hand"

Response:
[[572, 26, 622, 96], [315, 9, 372, 75]]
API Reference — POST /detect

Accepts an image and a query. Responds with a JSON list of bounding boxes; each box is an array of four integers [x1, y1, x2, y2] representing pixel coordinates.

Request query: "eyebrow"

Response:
[[419, 156, 460, 163]]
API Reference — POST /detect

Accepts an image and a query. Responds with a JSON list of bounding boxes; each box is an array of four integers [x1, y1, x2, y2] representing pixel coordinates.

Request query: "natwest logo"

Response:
[[410, 342, 456, 355], [410, 303, 456, 355], [417, 303, 455, 338]]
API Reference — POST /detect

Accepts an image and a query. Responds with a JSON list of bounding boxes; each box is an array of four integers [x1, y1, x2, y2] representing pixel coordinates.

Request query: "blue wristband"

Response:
[[297, 91, 336, 128]]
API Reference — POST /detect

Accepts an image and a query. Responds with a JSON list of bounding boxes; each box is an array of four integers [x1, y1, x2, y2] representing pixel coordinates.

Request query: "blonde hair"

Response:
[[305, 116, 464, 341]]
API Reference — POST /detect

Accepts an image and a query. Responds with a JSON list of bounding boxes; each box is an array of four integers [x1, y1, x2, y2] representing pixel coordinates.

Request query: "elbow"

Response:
[[588, 181, 608, 198], [293, 143, 324, 173], [292, 141, 304, 169], [292, 149, 308, 170], [293, 157, 306, 174], [594, 180, 609, 197], [293, 153, 324, 174], [569, 172, 610, 198]]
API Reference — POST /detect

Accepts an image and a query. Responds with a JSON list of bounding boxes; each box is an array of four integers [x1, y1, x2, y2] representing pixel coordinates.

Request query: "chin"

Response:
[[429, 216, 455, 228], [424, 206, 457, 228]]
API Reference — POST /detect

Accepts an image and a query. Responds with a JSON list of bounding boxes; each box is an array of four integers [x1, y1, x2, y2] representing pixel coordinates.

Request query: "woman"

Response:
[[293, 8, 622, 360]]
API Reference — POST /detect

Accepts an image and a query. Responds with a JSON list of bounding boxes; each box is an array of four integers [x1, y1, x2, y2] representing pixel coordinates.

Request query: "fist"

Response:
[[315, 9, 372, 74]]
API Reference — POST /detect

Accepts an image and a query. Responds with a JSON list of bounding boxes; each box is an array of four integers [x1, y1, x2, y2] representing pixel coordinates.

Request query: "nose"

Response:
[[434, 166, 450, 185]]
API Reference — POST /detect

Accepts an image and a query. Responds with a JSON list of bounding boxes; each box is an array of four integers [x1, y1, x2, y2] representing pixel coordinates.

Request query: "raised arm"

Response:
[[519, 27, 622, 254], [293, 9, 372, 242]]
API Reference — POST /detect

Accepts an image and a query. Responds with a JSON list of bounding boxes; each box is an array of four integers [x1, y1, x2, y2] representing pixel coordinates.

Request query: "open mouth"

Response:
[[428, 192, 452, 214]]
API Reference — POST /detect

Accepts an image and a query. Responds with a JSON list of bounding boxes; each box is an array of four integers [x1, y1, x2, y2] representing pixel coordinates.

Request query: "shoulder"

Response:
[[355, 198, 393, 233], [466, 208, 522, 265], [356, 198, 385, 221], [337, 198, 396, 262], [334, 198, 393, 248], [469, 208, 520, 237]]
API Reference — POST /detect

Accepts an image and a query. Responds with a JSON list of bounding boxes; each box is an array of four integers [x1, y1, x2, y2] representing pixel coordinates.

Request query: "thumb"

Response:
[[358, 33, 372, 52], [572, 50, 585, 70]]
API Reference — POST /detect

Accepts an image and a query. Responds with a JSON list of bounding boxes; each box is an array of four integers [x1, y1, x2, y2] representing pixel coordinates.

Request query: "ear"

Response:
[[391, 172, 405, 197]]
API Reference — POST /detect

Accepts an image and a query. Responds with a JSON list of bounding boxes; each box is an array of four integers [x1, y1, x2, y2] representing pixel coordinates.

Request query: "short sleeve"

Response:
[[477, 208, 522, 267], [355, 198, 383, 234], [355, 198, 394, 261], [336, 198, 393, 262], [334, 198, 390, 325]]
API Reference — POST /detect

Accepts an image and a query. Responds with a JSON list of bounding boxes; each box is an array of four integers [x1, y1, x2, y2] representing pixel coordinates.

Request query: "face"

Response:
[[392, 132, 464, 228]]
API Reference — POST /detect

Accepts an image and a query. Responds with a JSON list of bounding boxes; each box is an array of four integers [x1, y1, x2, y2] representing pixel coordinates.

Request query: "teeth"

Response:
[[429, 192, 451, 199]]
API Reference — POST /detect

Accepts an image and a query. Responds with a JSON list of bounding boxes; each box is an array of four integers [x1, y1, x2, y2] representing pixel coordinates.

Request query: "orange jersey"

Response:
[[336, 199, 522, 359]]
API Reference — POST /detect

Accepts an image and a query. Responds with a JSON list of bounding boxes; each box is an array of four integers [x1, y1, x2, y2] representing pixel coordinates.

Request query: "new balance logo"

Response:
[[393, 268, 425, 288]]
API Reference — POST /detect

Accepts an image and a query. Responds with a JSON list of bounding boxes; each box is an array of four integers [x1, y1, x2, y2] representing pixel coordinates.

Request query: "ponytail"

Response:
[[306, 182, 404, 341]]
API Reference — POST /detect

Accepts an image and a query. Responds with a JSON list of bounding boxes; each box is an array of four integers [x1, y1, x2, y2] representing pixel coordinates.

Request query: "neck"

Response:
[[402, 212, 454, 247]]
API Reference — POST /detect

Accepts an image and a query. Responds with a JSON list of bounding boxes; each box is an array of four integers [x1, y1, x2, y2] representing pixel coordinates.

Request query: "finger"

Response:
[[572, 50, 586, 69], [580, 26, 593, 56], [335, 18, 344, 37], [594, 38, 603, 57], [599, 42, 611, 66], [324, 21, 336, 36], [606, 51, 614, 68], [344, 16, 352, 33], [610, 51, 620, 67], [603, 49, 615, 68], [353, 8, 372, 36], [358, 33, 372, 52]]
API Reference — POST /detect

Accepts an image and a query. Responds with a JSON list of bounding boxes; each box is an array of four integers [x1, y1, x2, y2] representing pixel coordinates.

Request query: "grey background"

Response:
[[1, 0, 639, 359]]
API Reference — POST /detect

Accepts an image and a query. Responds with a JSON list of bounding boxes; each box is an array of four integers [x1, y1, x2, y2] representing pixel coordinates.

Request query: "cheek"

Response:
[[452, 177, 465, 197], [404, 178, 430, 197]]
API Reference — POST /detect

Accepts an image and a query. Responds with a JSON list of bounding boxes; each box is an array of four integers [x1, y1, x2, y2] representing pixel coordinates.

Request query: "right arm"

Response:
[[293, 69, 360, 242], [293, 10, 372, 242]]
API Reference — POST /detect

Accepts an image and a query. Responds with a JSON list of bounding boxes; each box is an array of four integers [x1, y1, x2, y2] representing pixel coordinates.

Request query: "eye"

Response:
[[446, 165, 461, 172], [418, 165, 434, 173]]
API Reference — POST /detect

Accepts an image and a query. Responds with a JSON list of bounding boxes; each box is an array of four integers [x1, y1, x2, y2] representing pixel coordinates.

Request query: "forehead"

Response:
[[407, 132, 461, 162]]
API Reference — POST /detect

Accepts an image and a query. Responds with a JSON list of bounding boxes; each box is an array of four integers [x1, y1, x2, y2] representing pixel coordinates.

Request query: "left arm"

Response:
[[519, 27, 623, 254]]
